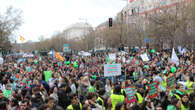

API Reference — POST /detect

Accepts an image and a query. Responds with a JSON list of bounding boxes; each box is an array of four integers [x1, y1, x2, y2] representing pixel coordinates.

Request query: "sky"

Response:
[[0, 0, 127, 42]]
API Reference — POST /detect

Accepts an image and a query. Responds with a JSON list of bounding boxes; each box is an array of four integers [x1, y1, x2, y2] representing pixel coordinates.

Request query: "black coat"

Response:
[[57, 89, 71, 109]]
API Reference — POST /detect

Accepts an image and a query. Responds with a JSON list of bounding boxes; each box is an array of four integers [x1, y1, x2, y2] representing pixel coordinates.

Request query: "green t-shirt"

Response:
[[34, 60, 38, 64], [3, 89, 12, 98], [88, 86, 95, 92], [167, 105, 176, 110]]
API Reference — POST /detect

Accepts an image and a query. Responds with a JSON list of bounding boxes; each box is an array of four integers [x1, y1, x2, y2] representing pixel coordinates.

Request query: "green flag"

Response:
[[133, 72, 137, 80], [112, 62, 116, 64], [105, 56, 111, 63], [44, 71, 52, 82]]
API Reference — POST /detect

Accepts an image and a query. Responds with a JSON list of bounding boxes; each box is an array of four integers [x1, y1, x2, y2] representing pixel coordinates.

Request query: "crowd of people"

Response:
[[0, 48, 194, 110]]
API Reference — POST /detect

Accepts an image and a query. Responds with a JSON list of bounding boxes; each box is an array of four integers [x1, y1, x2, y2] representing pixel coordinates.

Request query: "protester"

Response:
[[0, 48, 194, 110]]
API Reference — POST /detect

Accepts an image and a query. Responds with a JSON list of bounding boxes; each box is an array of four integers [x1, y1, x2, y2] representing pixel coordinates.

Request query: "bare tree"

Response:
[[0, 6, 22, 54], [145, 1, 195, 49]]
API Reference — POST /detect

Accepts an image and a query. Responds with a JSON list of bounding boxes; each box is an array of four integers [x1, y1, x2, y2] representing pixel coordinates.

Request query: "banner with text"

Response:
[[148, 81, 159, 99], [125, 86, 136, 103], [109, 53, 116, 61], [167, 74, 176, 89], [140, 53, 149, 61], [104, 64, 121, 77]]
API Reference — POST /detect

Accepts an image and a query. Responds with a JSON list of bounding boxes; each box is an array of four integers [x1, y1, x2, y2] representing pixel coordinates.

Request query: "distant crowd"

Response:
[[0, 48, 194, 110]]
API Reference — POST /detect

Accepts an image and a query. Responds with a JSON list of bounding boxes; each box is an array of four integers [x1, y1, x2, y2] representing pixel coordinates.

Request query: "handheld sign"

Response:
[[104, 64, 121, 77], [125, 86, 136, 103], [0, 57, 3, 64], [109, 53, 116, 61], [140, 53, 149, 62], [63, 44, 69, 52], [166, 74, 176, 89], [44, 71, 52, 82], [148, 81, 159, 99]]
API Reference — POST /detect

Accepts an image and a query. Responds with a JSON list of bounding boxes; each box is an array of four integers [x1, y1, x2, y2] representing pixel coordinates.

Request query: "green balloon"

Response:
[[74, 64, 78, 68], [92, 75, 97, 79], [171, 67, 177, 73], [34, 60, 38, 64], [151, 49, 155, 54], [65, 61, 70, 65], [73, 61, 77, 65]]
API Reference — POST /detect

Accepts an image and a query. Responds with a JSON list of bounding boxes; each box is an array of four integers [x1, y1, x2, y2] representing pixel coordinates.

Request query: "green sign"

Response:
[[44, 71, 52, 82], [125, 86, 136, 103], [167, 74, 176, 89], [148, 81, 159, 99]]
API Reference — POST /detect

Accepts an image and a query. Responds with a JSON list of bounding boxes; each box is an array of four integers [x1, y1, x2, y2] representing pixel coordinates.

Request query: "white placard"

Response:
[[109, 53, 116, 61], [104, 64, 121, 77], [0, 57, 3, 64], [140, 53, 149, 61], [171, 48, 179, 66], [122, 57, 126, 63]]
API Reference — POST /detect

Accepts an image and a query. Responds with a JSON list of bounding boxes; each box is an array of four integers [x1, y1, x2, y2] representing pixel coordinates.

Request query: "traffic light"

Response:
[[109, 18, 112, 27]]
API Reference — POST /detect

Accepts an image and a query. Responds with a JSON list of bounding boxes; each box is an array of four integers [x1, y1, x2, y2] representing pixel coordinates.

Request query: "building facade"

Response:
[[63, 22, 93, 40], [121, 0, 190, 23], [94, 22, 107, 50]]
